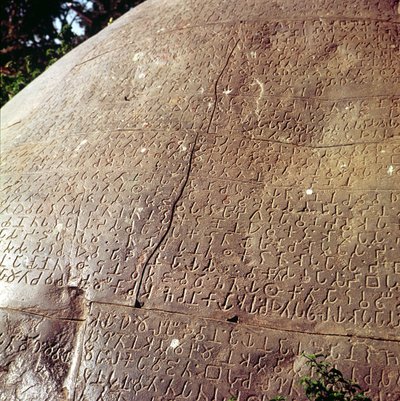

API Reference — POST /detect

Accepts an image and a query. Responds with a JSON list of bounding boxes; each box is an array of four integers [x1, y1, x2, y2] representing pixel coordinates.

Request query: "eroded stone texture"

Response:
[[0, 0, 399, 400], [0, 309, 81, 401]]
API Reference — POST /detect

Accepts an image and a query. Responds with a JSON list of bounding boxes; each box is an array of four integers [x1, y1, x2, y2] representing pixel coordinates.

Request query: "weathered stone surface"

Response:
[[75, 303, 399, 401], [0, 309, 81, 401], [1, 0, 399, 400]]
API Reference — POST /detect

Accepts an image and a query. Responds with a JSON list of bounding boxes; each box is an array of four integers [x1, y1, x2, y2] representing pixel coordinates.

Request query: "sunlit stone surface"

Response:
[[1, 0, 399, 400]]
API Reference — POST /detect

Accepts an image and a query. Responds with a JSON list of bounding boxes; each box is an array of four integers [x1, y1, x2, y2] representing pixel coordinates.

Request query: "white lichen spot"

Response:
[[140, 148, 147, 153], [199, 87, 205, 94], [75, 139, 88, 151], [24, 256, 32, 268], [223, 88, 233, 95], [55, 223, 63, 232], [305, 188, 313, 195], [180, 144, 188, 151], [340, 163, 347, 169], [250, 51, 257, 58], [387, 165, 395, 176], [133, 52, 144, 62], [170, 339, 180, 349], [252, 78, 264, 118], [138, 72, 146, 79], [207, 101, 214, 109], [137, 207, 143, 213], [155, 59, 166, 66]]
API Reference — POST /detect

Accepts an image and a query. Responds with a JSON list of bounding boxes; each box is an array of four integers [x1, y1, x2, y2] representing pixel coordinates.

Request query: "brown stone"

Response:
[[1, 0, 399, 400]]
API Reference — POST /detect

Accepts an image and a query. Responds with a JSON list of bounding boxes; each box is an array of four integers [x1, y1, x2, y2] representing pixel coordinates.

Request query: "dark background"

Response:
[[1, 0, 145, 106]]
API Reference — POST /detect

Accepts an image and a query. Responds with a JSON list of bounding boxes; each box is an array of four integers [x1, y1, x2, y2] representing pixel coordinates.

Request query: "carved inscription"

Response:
[[0, 0, 399, 399], [0, 309, 80, 401], [75, 303, 400, 401], [142, 178, 400, 339], [0, 130, 196, 307]]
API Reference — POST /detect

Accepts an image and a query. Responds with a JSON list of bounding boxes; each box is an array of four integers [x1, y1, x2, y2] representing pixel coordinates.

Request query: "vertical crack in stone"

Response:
[[134, 132, 199, 304], [135, 38, 240, 304]]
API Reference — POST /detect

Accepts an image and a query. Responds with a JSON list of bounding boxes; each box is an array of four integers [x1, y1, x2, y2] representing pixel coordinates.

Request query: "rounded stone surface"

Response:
[[1, 0, 399, 400]]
